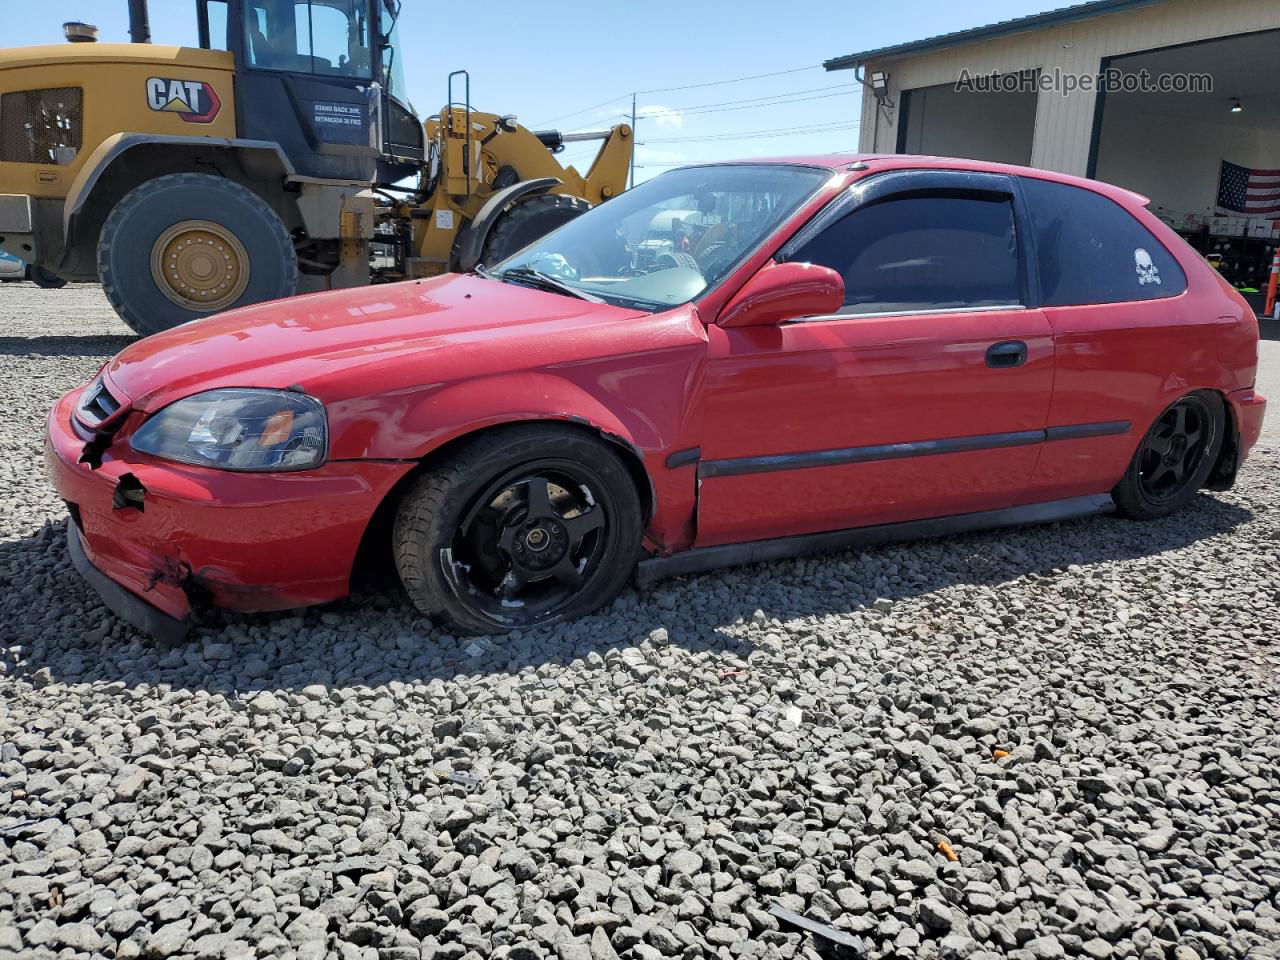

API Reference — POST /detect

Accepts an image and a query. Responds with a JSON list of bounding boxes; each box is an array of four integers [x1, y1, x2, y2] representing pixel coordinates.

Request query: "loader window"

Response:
[[244, 0, 372, 78], [197, 0, 229, 50], [379, 0, 406, 99]]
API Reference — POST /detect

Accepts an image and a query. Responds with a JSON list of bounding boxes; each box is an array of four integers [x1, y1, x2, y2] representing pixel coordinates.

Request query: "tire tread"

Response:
[[480, 194, 591, 267]]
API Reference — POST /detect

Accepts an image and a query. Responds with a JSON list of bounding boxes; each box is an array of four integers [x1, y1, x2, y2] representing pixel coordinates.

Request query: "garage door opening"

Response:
[[1091, 29, 1280, 311], [897, 72, 1038, 165]]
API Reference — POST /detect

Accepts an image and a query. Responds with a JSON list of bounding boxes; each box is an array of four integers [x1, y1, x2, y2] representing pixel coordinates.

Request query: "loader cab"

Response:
[[196, 0, 423, 183]]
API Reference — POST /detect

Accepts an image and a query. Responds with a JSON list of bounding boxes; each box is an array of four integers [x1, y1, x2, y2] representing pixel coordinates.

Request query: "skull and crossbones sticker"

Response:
[[1134, 248, 1161, 286]]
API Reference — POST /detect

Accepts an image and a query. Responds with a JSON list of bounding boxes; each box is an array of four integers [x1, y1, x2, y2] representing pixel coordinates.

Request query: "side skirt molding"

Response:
[[698, 421, 1131, 479], [634, 493, 1115, 588]]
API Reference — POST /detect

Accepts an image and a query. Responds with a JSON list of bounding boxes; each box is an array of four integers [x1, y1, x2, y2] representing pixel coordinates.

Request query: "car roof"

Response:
[[680, 153, 1152, 208]]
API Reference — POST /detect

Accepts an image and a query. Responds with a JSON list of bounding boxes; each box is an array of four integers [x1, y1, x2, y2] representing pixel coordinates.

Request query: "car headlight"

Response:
[[131, 388, 328, 472]]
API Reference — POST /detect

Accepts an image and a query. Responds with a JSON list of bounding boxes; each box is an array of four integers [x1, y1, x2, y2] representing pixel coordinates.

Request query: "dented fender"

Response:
[[326, 362, 706, 551], [393, 372, 649, 459]]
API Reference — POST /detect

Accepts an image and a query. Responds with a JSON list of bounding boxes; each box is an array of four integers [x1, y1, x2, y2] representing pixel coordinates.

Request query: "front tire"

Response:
[[97, 173, 297, 336], [480, 193, 590, 267], [1113, 392, 1224, 520], [393, 425, 642, 634]]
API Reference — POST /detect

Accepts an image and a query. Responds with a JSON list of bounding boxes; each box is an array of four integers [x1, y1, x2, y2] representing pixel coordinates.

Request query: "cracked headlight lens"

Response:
[[131, 389, 327, 472]]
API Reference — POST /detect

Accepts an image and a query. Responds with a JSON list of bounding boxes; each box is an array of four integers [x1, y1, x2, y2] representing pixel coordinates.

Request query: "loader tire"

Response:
[[98, 173, 297, 337], [480, 193, 590, 266]]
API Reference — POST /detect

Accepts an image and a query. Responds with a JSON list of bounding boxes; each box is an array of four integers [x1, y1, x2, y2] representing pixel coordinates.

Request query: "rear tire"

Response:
[[97, 173, 297, 337], [1112, 391, 1224, 520], [392, 425, 642, 634], [480, 193, 590, 267]]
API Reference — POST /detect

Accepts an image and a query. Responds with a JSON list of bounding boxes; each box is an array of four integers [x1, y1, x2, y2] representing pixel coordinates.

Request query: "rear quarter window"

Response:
[[1020, 176, 1187, 307]]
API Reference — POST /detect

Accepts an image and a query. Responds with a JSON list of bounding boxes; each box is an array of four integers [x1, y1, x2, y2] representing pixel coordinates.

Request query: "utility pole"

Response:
[[630, 93, 637, 189]]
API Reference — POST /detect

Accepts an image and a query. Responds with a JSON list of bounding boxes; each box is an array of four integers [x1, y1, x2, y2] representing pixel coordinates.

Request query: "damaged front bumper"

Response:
[[45, 386, 413, 637], [66, 523, 190, 643]]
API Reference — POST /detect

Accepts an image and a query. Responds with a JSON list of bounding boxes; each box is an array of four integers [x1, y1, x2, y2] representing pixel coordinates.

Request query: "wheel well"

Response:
[[348, 418, 655, 594], [65, 144, 298, 277], [1206, 388, 1240, 489]]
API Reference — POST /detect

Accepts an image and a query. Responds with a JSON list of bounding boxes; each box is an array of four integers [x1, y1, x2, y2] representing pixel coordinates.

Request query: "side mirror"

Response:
[[718, 261, 845, 328]]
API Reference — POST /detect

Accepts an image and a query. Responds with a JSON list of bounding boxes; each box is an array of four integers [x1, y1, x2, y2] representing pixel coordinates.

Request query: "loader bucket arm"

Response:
[[406, 112, 633, 278], [580, 126, 633, 203]]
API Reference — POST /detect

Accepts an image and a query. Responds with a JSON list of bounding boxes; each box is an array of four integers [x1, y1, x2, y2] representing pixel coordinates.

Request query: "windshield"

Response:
[[379, 0, 406, 99], [492, 165, 830, 310]]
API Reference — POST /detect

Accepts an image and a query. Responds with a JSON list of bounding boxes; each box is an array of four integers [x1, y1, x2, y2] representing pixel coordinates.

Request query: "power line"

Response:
[[567, 116, 631, 134], [677, 89, 858, 117], [636, 152, 860, 169], [569, 88, 859, 135], [533, 63, 833, 128], [642, 121, 859, 144], [536, 95, 633, 129], [563, 83, 856, 131], [636, 64, 823, 95], [645, 83, 857, 114]]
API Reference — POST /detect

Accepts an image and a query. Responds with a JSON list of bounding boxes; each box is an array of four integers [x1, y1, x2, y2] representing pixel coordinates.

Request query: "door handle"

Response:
[[986, 340, 1028, 369]]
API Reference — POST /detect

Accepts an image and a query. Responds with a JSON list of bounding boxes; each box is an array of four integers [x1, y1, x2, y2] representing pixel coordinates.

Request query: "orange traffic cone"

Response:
[[1266, 247, 1280, 320]]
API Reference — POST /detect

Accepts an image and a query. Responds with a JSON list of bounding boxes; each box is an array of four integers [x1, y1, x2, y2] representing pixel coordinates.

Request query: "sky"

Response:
[[4, 0, 1049, 181]]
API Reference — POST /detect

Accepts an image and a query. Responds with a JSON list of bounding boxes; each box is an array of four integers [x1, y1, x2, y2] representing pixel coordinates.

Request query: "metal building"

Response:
[[826, 0, 1280, 302]]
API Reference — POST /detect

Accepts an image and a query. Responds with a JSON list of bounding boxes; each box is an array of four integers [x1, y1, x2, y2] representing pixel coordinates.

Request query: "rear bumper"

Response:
[[1229, 387, 1266, 461], [46, 387, 414, 627]]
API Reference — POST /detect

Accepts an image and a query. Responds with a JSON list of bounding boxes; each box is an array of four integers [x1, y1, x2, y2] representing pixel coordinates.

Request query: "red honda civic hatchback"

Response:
[[47, 155, 1266, 639]]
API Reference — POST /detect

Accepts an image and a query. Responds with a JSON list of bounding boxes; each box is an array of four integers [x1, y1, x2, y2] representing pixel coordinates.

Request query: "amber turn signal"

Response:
[[258, 410, 295, 447]]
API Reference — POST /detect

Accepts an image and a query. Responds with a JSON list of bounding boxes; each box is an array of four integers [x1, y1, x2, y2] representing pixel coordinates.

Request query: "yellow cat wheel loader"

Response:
[[0, 1, 632, 335]]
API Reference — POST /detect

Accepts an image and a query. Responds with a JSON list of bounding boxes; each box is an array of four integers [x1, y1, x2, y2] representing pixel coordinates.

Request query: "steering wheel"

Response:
[[693, 222, 737, 261], [695, 242, 739, 279]]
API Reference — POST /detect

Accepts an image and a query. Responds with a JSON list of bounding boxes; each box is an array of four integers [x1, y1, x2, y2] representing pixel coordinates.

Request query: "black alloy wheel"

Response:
[[1113, 392, 1224, 520], [1138, 397, 1213, 503], [451, 464, 608, 621], [393, 425, 642, 633]]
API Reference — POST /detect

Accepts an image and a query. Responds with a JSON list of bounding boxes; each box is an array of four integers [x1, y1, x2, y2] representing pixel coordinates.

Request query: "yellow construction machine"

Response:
[[0, 1, 632, 334]]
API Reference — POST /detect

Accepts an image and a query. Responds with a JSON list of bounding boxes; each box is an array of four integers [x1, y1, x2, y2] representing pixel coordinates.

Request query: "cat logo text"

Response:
[[145, 78, 221, 124]]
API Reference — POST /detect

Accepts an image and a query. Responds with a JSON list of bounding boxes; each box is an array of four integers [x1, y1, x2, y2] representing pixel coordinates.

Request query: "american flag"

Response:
[[1216, 160, 1280, 217]]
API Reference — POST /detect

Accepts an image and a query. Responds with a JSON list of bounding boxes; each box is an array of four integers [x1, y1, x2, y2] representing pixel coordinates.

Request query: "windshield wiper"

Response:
[[499, 267, 604, 304]]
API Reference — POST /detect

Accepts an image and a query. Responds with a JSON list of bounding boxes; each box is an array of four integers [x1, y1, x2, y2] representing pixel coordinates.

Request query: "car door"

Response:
[[695, 170, 1055, 547]]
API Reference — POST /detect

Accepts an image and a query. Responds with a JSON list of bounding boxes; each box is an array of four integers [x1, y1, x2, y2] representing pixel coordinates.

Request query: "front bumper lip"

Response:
[[67, 524, 191, 644]]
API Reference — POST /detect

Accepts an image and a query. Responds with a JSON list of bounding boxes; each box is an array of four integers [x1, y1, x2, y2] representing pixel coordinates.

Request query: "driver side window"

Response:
[[306, 3, 369, 75], [790, 194, 1023, 316]]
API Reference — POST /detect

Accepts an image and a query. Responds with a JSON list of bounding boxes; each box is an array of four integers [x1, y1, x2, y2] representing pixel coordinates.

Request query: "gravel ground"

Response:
[[2, 284, 1278, 960]]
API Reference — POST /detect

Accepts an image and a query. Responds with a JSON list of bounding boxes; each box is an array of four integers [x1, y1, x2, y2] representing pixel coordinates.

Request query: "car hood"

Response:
[[104, 273, 649, 411]]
